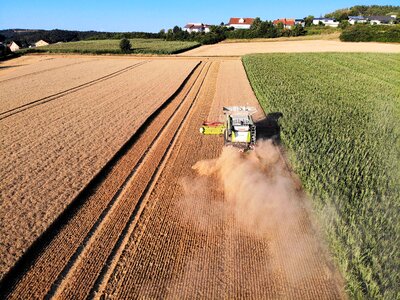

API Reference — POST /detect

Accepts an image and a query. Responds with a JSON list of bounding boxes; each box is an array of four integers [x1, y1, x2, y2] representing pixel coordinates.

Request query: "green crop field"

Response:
[[243, 53, 399, 299], [22, 39, 200, 55]]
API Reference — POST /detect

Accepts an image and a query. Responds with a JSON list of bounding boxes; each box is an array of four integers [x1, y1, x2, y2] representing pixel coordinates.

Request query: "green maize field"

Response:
[[243, 53, 399, 299], [21, 39, 200, 55]]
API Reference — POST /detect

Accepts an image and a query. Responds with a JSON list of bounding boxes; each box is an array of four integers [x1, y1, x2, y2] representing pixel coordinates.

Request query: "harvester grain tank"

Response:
[[199, 106, 257, 150]]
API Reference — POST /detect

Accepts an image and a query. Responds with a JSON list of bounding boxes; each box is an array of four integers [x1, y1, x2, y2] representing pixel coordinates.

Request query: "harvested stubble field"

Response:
[[0, 57, 198, 281], [0, 55, 345, 299], [181, 39, 400, 56]]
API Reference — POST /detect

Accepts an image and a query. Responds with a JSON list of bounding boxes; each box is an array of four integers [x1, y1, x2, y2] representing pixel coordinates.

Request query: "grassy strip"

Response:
[[243, 53, 400, 299], [306, 26, 342, 36], [19, 39, 201, 55], [224, 33, 340, 43]]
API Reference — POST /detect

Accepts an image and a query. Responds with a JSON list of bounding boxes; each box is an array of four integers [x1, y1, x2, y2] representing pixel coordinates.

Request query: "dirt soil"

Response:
[[1, 55, 346, 299], [181, 40, 400, 56]]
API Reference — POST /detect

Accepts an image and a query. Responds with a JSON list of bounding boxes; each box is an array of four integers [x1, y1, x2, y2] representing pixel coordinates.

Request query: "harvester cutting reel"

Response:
[[199, 106, 257, 150]]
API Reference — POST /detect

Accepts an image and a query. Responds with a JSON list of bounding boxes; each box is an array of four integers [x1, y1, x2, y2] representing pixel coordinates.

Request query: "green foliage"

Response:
[[304, 16, 315, 27], [20, 39, 200, 55], [340, 24, 400, 42], [0, 43, 7, 58], [339, 20, 350, 29], [119, 38, 131, 53], [305, 26, 341, 36], [0, 29, 161, 45], [243, 53, 400, 299], [164, 25, 226, 45], [325, 5, 400, 20]]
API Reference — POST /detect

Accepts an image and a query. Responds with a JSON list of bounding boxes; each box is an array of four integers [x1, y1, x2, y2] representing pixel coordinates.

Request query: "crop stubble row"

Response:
[[50, 61, 212, 299], [4, 61, 206, 299], [0, 57, 143, 114], [0, 59, 198, 281], [0, 61, 148, 119], [0, 56, 93, 83], [100, 61, 222, 299]]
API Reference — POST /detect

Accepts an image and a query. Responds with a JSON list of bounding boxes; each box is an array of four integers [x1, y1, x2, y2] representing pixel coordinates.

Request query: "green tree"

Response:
[[172, 26, 181, 34], [158, 29, 166, 39], [119, 38, 131, 53], [339, 20, 350, 29], [304, 15, 314, 27], [250, 17, 262, 31], [292, 24, 306, 36]]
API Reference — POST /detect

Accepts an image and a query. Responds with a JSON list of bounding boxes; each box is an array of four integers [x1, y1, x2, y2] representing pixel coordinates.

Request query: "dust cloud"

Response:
[[189, 139, 300, 235], [177, 140, 341, 291]]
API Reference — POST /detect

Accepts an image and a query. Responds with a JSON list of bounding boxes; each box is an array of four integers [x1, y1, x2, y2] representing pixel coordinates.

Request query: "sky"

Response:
[[1, 1, 399, 32]]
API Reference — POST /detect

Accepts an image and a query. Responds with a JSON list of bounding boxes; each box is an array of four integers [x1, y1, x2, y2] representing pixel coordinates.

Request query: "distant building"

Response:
[[227, 18, 255, 30], [348, 16, 368, 25], [312, 18, 340, 27], [8, 41, 21, 52], [295, 19, 306, 27], [183, 23, 210, 33], [273, 18, 295, 29], [368, 15, 396, 25], [35, 40, 50, 47]]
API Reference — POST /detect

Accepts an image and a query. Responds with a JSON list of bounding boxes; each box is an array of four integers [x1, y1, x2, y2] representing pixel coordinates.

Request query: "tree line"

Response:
[[0, 29, 161, 45], [325, 5, 400, 21]]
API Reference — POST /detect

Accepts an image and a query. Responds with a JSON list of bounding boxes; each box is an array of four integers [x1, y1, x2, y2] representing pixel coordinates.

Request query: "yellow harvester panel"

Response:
[[200, 125, 225, 135]]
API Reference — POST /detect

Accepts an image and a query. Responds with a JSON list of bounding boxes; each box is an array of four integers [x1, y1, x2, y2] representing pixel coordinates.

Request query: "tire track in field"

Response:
[[50, 62, 212, 300], [0, 58, 96, 83], [0, 61, 148, 120], [0, 61, 202, 299], [88, 61, 215, 299], [99, 62, 221, 299]]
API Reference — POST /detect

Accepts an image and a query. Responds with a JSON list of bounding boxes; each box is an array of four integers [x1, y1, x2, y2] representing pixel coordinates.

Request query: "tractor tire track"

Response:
[[0, 61, 148, 120], [0, 61, 203, 299], [100, 61, 221, 299], [51, 62, 212, 300], [0, 58, 96, 84]]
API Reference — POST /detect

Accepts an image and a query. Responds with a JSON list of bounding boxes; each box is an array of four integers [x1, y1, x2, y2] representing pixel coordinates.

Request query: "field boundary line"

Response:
[[90, 62, 213, 299], [0, 60, 148, 120], [0, 61, 201, 298]]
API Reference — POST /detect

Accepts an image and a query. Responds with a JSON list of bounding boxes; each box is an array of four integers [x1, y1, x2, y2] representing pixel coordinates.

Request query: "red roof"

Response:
[[273, 18, 295, 26], [228, 18, 255, 25]]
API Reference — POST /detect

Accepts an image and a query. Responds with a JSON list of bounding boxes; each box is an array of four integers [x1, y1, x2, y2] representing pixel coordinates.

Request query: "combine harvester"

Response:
[[200, 106, 257, 151]]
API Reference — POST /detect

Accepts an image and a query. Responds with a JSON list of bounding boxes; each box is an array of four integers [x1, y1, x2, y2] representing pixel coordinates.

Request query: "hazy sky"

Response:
[[1, 1, 398, 32]]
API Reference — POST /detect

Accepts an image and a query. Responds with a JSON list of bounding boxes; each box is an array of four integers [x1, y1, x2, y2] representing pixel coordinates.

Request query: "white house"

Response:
[[183, 23, 210, 33], [295, 19, 305, 27], [348, 16, 368, 25], [227, 18, 254, 30], [368, 15, 396, 25], [312, 18, 340, 27], [35, 40, 49, 47], [8, 41, 21, 52]]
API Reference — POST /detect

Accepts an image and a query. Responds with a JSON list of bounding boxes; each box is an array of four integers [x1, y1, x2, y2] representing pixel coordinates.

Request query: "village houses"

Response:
[[183, 23, 210, 33], [227, 18, 255, 30]]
